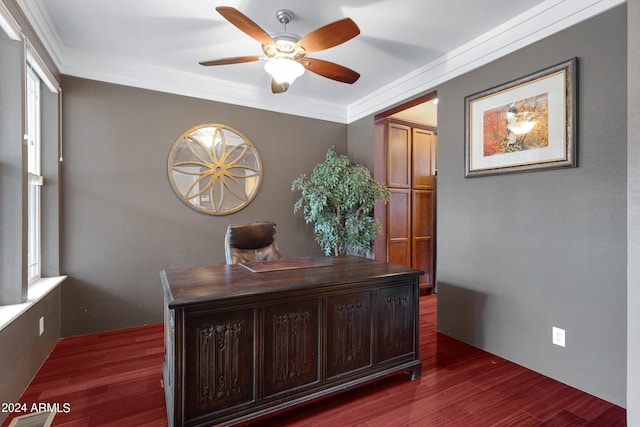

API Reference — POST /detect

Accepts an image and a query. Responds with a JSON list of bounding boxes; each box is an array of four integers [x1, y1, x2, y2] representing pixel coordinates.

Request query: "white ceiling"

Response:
[[18, 0, 623, 123]]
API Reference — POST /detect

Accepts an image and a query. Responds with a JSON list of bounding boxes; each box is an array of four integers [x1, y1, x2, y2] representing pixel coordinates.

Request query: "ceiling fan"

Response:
[[199, 6, 361, 94]]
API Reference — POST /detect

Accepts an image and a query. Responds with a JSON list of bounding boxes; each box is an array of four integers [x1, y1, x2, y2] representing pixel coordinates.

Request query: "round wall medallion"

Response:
[[168, 124, 262, 215]]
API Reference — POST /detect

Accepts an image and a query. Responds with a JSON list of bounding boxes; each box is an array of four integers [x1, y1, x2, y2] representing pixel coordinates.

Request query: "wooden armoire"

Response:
[[386, 119, 437, 293]]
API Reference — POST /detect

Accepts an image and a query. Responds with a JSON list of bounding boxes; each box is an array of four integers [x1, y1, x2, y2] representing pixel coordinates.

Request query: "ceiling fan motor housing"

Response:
[[275, 9, 294, 25], [263, 9, 303, 58]]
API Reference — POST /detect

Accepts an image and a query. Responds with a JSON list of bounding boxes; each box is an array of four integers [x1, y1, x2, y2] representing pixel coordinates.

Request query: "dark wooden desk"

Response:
[[161, 256, 423, 427]]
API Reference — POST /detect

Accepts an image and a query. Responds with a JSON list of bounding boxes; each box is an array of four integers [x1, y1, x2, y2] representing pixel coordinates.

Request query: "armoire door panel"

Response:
[[387, 123, 411, 188], [412, 128, 435, 190], [388, 240, 410, 267], [413, 237, 432, 287], [412, 190, 433, 237], [412, 191, 434, 286], [388, 189, 410, 239], [388, 189, 411, 267]]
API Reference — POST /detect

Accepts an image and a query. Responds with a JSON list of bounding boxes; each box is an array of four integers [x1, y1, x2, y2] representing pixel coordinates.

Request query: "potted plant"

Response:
[[291, 146, 389, 256]]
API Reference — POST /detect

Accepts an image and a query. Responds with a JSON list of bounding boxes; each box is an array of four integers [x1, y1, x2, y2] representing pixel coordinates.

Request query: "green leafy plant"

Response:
[[292, 146, 390, 256]]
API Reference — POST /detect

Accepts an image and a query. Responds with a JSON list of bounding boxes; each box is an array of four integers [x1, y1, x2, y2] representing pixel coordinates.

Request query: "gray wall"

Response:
[[627, 0, 640, 422], [347, 115, 375, 171], [60, 76, 344, 336], [436, 6, 627, 407], [41, 87, 62, 278], [0, 288, 61, 425]]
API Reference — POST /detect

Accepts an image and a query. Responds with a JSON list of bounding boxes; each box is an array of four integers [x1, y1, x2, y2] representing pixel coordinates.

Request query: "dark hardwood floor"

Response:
[[2, 295, 626, 426]]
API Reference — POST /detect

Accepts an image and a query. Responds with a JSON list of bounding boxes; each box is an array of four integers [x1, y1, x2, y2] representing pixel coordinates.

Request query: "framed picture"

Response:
[[465, 58, 577, 177]]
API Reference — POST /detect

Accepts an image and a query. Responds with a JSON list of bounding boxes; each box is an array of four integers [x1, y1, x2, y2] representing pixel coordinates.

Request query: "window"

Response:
[[26, 65, 42, 283], [0, 4, 62, 317]]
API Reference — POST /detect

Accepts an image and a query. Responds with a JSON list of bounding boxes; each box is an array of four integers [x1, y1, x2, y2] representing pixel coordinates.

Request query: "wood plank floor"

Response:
[[2, 295, 626, 426]]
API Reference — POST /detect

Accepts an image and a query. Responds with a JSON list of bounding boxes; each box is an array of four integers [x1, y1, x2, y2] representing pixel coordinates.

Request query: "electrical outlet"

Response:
[[39, 316, 45, 336], [552, 326, 565, 347]]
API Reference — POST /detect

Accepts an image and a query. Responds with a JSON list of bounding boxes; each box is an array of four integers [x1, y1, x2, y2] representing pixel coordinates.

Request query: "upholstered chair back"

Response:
[[224, 221, 283, 264]]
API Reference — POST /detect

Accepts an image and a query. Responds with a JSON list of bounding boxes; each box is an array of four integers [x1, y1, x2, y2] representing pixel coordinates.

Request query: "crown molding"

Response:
[[0, 0, 21, 40], [18, 0, 626, 124], [346, 0, 626, 123], [16, 0, 65, 65], [19, 0, 350, 122], [58, 46, 350, 123]]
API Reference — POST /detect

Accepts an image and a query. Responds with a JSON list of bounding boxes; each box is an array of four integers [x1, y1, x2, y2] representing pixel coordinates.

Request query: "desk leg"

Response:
[[404, 362, 422, 381]]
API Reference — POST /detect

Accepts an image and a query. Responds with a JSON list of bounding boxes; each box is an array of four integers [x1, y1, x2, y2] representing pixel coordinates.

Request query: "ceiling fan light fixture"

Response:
[[202, 7, 360, 92], [264, 57, 305, 85]]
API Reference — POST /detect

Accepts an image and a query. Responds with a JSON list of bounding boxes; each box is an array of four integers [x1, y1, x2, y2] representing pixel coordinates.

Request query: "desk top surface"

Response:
[[161, 255, 423, 308]]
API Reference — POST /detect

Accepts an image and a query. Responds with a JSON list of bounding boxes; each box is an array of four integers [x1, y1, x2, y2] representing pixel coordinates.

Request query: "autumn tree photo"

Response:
[[482, 93, 549, 157]]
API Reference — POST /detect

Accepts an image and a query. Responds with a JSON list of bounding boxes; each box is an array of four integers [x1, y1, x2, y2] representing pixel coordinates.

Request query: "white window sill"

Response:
[[0, 276, 66, 332]]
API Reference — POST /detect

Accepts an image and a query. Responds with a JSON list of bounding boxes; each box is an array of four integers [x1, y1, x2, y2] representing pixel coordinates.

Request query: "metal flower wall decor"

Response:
[[168, 124, 262, 215]]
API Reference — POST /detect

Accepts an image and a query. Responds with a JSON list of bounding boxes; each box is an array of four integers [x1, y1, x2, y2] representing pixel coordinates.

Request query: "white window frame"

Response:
[[23, 38, 60, 286], [26, 64, 42, 284]]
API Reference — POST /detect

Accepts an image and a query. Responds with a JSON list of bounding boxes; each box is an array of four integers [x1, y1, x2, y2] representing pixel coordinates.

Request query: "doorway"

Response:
[[373, 92, 438, 294]]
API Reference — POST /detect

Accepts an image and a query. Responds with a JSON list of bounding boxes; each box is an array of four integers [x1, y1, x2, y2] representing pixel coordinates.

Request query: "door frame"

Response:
[[372, 91, 438, 266]]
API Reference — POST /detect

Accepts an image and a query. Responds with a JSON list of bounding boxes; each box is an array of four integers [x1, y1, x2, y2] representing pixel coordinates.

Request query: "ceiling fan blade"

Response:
[[199, 55, 260, 66], [301, 58, 360, 84], [215, 6, 274, 45], [271, 79, 289, 94], [295, 18, 360, 53]]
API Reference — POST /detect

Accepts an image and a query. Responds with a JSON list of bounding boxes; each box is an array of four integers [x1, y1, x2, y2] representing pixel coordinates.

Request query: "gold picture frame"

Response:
[[465, 58, 577, 177], [167, 124, 262, 215]]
